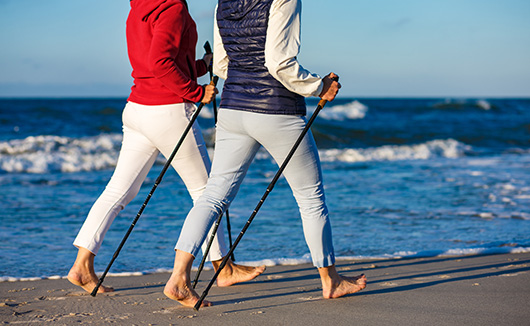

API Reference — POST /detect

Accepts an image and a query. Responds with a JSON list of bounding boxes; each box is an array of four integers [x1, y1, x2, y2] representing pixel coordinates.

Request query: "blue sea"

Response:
[[1, 97, 530, 281]]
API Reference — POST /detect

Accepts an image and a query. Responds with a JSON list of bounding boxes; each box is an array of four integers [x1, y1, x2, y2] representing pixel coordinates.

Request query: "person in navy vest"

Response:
[[164, 0, 367, 307]]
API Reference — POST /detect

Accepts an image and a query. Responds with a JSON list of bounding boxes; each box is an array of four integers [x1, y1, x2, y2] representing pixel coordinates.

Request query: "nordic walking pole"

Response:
[[204, 41, 235, 259], [203, 41, 218, 123], [192, 210, 224, 288], [194, 87, 337, 310], [192, 43, 233, 289], [193, 42, 235, 281], [90, 75, 219, 297]]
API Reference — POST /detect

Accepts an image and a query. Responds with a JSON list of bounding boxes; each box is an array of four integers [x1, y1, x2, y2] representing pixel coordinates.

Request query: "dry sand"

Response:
[[1, 252, 529, 325]]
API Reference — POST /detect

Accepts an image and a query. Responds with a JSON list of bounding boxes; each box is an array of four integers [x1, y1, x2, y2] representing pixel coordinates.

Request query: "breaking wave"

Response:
[[0, 134, 122, 173], [319, 139, 470, 163], [313, 100, 368, 120], [1, 135, 472, 174]]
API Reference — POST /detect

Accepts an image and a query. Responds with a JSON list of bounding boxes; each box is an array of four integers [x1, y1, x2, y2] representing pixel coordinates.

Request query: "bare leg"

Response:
[[318, 265, 366, 299], [164, 250, 212, 308], [212, 259, 266, 287], [67, 247, 114, 293]]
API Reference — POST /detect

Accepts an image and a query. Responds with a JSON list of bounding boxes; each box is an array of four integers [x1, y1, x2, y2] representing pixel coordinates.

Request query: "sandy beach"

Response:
[[1, 252, 529, 325]]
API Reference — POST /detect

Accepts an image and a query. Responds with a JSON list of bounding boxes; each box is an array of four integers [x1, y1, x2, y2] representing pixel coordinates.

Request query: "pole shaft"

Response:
[[195, 40, 235, 274], [192, 211, 224, 288]]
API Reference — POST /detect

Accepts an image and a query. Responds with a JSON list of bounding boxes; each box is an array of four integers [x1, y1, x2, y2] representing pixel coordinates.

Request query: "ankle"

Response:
[[171, 250, 195, 276], [73, 247, 96, 267], [318, 265, 340, 285], [212, 258, 233, 272], [168, 272, 188, 286]]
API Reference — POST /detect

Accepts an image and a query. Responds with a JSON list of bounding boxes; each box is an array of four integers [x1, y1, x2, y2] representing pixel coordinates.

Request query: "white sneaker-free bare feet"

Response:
[[67, 247, 114, 294], [165, 250, 212, 308], [164, 274, 212, 308], [213, 259, 266, 287], [319, 265, 366, 299], [322, 273, 367, 299]]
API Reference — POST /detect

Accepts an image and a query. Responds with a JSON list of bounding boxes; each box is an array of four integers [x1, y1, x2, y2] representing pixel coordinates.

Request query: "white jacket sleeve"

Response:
[[264, 0, 323, 97], [213, 6, 229, 80]]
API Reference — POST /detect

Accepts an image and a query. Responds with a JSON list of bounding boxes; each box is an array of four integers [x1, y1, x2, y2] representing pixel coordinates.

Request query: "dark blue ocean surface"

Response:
[[1, 98, 529, 279]]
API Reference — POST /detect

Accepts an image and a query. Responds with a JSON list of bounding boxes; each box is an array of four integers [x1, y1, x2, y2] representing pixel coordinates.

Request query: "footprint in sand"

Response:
[[65, 291, 117, 297], [65, 291, 90, 297], [338, 267, 355, 271], [411, 275, 451, 283], [8, 287, 35, 293], [298, 296, 320, 301], [36, 296, 66, 301], [499, 272, 527, 277]]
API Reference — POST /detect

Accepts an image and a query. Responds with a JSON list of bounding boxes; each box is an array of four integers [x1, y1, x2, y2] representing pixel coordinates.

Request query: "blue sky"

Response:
[[1, 0, 529, 98]]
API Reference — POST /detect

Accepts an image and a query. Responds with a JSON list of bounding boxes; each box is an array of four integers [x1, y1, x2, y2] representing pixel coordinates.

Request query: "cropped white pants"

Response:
[[73, 101, 228, 261]]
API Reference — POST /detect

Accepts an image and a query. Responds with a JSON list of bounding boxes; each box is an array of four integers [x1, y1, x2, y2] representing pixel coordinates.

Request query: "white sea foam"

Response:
[[340, 247, 530, 260], [313, 100, 368, 120], [476, 99, 492, 111], [319, 139, 470, 163], [0, 136, 472, 173], [433, 99, 493, 111], [0, 134, 122, 173], [3, 247, 529, 283]]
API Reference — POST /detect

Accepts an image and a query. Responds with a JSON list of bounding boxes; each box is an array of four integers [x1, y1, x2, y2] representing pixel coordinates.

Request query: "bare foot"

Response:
[[67, 267, 114, 294], [322, 273, 367, 299], [213, 260, 266, 287], [164, 274, 212, 308], [68, 247, 113, 294], [165, 250, 212, 308]]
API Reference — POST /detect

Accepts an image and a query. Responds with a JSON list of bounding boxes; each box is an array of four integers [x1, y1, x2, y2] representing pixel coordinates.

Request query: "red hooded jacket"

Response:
[[126, 0, 207, 105]]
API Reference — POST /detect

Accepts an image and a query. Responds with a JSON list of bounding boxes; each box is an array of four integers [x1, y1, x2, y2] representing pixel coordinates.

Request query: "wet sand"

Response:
[[1, 252, 529, 325]]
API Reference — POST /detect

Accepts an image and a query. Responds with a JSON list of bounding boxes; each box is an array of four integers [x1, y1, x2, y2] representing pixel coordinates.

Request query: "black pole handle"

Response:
[[204, 41, 212, 55]]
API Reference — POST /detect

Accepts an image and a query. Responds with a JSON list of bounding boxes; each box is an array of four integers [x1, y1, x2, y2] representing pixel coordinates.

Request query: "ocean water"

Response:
[[1, 97, 530, 280]]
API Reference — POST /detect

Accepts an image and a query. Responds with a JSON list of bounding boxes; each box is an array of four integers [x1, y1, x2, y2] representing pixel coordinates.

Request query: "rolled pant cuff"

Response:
[[313, 254, 335, 268], [174, 242, 201, 258], [72, 238, 100, 256]]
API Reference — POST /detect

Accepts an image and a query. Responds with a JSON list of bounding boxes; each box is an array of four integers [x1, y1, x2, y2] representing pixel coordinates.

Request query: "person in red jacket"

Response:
[[67, 0, 264, 294]]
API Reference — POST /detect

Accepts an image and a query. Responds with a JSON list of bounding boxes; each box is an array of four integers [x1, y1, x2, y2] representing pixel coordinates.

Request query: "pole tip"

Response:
[[90, 280, 102, 297]]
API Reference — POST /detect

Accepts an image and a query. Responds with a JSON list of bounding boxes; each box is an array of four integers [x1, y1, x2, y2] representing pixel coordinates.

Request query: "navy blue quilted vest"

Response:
[[217, 0, 306, 115]]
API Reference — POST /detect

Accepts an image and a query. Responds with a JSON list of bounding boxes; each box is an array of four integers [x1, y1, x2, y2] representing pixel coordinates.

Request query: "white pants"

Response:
[[176, 109, 335, 268], [73, 101, 228, 261]]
